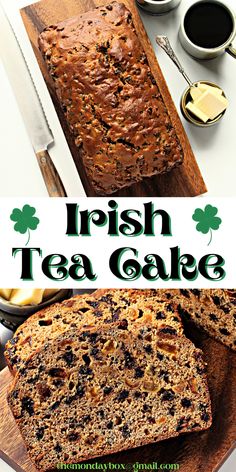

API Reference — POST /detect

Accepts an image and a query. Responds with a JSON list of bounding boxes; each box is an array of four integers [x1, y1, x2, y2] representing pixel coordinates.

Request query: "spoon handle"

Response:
[[156, 35, 193, 87]]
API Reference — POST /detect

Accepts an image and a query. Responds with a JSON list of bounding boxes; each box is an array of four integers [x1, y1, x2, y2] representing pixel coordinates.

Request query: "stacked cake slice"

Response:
[[8, 322, 211, 470], [7, 288, 232, 469], [5, 290, 183, 374]]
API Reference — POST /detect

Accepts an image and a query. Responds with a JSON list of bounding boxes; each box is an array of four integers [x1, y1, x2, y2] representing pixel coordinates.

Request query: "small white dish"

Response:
[[136, 0, 182, 15], [179, 0, 236, 60]]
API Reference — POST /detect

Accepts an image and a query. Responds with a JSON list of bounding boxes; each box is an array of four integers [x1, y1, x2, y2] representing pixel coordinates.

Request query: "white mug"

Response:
[[136, 0, 182, 15], [179, 0, 236, 59]]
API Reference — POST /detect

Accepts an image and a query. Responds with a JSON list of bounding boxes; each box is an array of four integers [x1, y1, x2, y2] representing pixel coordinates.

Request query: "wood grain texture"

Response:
[[20, 0, 207, 197], [36, 149, 67, 197], [0, 368, 37, 472], [0, 326, 235, 472]]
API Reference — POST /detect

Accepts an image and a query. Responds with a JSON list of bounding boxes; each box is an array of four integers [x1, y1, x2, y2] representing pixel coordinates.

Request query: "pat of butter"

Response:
[[186, 101, 209, 123], [190, 86, 203, 101], [198, 83, 223, 96], [43, 289, 59, 300], [190, 83, 223, 102], [0, 289, 12, 300], [10, 289, 44, 306], [195, 90, 228, 120]]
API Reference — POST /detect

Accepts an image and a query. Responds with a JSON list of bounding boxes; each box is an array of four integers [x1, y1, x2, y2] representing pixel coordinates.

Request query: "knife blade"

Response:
[[0, 3, 66, 197]]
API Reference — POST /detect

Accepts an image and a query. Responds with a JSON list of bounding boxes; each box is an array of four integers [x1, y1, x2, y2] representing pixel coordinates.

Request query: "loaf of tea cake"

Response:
[[8, 323, 211, 469], [38, 2, 184, 195], [176, 289, 236, 350], [100, 289, 236, 350], [5, 290, 182, 374]]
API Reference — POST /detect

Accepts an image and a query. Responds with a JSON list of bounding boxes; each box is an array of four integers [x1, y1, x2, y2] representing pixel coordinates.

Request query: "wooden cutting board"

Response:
[[20, 0, 207, 197], [0, 326, 235, 472]]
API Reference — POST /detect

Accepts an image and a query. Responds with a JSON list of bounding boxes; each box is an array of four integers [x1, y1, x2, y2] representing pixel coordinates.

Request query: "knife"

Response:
[[0, 3, 66, 197]]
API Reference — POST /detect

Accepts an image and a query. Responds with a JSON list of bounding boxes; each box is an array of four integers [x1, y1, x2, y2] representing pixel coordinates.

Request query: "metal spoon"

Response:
[[156, 35, 194, 87], [156, 35, 227, 127]]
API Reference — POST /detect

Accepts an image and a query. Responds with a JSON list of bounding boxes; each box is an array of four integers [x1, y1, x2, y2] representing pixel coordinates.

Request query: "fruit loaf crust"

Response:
[[5, 289, 182, 374], [38, 2, 184, 195], [8, 323, 211, 470]]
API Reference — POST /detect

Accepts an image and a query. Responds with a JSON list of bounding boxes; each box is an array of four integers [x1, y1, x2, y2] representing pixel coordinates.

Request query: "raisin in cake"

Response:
[[8, 323, 211, 470], [5, 290, 182, 374], [38, 2, 184, 195]]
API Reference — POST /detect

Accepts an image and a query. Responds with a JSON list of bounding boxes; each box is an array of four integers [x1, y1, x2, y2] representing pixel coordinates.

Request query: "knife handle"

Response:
[[36, 149, 67, 197]]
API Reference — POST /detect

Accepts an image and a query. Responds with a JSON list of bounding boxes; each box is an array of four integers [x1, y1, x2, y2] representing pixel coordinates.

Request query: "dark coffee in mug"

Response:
[[184, 1, 234, 49]]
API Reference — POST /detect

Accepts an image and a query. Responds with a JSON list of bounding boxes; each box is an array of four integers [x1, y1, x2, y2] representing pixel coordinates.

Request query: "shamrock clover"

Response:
[[10, 205, 40, 246], [192, 204, 222, 246]]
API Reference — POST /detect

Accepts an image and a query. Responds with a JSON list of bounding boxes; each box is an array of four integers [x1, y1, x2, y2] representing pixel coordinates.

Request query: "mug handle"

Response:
[[226, 44, 236, 58]]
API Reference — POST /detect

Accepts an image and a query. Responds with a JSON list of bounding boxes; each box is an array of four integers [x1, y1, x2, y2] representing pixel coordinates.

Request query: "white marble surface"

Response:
[[0, 0, 235, 196], [0, 0, 86, 197]]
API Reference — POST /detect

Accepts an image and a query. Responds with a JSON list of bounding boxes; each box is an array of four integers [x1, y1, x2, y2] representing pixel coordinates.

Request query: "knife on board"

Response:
[[0, 3, 66, 197]]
